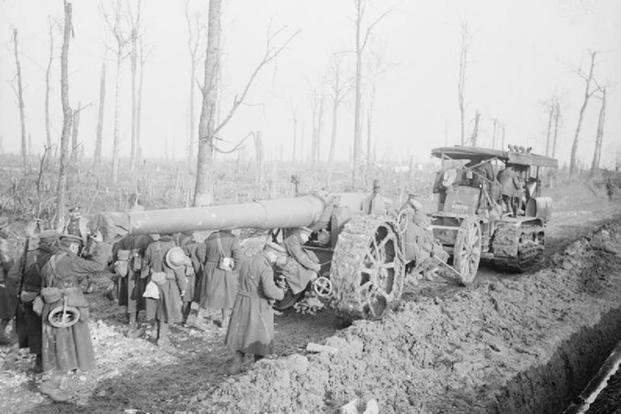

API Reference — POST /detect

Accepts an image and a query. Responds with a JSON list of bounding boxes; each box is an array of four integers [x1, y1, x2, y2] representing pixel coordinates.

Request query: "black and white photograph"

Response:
[[0, 0, 620, 413]]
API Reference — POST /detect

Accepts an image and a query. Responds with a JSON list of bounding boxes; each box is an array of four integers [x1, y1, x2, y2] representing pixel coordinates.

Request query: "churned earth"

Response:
[[0, 181, 619, 413]]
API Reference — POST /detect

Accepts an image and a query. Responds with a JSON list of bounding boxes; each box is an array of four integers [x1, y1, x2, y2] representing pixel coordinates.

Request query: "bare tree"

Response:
[[544, 103, 554, 156], [365, 48, 384, 177], [102, 0, 129, 184], [136, 38, 147, 164], [94, 53, 106, 164], [310, 88, 325, 164], [458, 22, 470, 146], [12, 29, 28, 169], [254, 131, 263, 186], [328, 55, 350, 164], [56, 0, 73, 228], [469, 111, 480, 146], [185, 0, 204, 167], [500, 124, 505, 151], [569, 51, 600, 176], [71, 103, 81, 163], [127, 0, 142, 170], [590, 88, 606, 173], [491, 118, 498, 149], [193, 0, 298, 206], [352, 0, 387, 186], [45, 18, 55, 149], [552, 102, 561, 158], [291, 108, 297, 162]]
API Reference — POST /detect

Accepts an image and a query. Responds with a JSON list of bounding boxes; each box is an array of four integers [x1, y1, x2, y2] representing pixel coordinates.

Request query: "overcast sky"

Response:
[[0, 0, 620, 167]]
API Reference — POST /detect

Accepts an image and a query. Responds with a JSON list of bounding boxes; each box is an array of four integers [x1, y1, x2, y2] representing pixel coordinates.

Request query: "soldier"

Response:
[[606, 176, 615, 201], [7, 229, 60, 372], [38, 233, 108, 401], [112, 234, 153, 336], [282, 227, 320, 292], [225, 242, 286, 374], [0, 231, 15, 345], [141, 235, 187, 348], [498, 165, 523, 215], [197, 230, 242, 330], [180, 234, 204, 325]]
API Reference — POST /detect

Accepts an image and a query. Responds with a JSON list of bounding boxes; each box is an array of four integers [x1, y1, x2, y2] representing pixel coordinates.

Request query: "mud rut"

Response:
[[1, 191, 620, 413]]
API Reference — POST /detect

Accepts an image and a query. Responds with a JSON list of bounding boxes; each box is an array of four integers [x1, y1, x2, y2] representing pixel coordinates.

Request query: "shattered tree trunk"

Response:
[[45, 21, 54, 149], [569, 52, 597, 176], [130, 29, 138, 170], [56, 1, 73, 229], [501, 125, 506, 151], [292, 115, 297, 162], [12, 29, 28, 169], [352, 0, 363, 186], [71, 105, 80, 163], [110, 0, 123, 184], [552, 104, 560, 158], [136, 40, 145, 165], [194, 0, 222, 206], [458, 24, 469, 146], [491, 119, 497, 149], [254, 132, 263, 187], [329, 96, 339, 165], [111, 44, 122, 183], [590, 89, 606, 174], [94, 56, 106, 164], [545, 106, 553, 156], [469, 111, 480, 146]]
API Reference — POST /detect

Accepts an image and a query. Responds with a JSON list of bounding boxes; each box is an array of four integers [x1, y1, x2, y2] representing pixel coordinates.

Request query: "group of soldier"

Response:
[[0, 198, 323, 401], [107, 223, 321, 374]]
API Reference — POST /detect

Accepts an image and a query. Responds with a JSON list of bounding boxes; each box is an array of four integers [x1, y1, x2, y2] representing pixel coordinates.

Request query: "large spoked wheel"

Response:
[[330, 215, 405, 320], [452, 217, 482, 285]]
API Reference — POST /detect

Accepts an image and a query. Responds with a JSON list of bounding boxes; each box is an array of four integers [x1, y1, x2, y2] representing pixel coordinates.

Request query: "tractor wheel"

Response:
[[330, 215, 405, 320], [452, 216, 482, 285]]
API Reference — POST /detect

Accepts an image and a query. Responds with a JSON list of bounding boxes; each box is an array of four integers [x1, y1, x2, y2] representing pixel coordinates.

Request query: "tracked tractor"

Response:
[[429, 145, 558, 285]]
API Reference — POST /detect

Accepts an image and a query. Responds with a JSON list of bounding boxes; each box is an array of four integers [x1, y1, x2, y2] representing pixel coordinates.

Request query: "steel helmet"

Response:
[[165, 246, 189, 268]]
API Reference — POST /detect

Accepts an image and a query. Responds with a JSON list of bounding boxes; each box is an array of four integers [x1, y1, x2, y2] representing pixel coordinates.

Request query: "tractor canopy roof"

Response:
[[431, 145, 558, 168]]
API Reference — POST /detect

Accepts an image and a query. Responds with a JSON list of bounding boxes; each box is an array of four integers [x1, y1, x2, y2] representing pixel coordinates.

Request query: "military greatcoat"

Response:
[[225, 253, 284, 356], [113, 234, 152, 313], [8, 242, 58, 355], [197, 230, 242, 310], [142, 237, 186, 323], [40, 247, 106, 373], [0, 252, 15, 320]]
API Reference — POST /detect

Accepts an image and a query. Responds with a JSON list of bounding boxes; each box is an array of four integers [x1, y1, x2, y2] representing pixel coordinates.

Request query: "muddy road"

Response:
[[0, 182, 619, 413]]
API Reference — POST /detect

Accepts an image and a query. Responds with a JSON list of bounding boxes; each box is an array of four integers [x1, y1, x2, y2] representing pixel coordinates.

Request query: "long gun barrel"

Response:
[[92, 195, 327, 240]]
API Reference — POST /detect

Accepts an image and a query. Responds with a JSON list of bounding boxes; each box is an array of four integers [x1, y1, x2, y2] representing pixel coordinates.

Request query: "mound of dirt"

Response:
[[186, 223, 621, 413]]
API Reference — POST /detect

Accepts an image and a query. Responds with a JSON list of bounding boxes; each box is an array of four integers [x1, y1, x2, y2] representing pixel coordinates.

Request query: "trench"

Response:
[[490, 306, 621, 414]]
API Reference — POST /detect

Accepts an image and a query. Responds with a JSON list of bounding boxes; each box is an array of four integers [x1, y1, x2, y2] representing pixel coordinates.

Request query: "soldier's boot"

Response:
[[181, 303, 192, 326], [127, 314, 144, 338], [39, 374, 70, 402], [220, 309, 232, 332], [0, 319, 11, 345], [156, 322, 171, 348], [103, 285, 116, 301], [33, 354, 43, 373], [229, 351, 244, 375]]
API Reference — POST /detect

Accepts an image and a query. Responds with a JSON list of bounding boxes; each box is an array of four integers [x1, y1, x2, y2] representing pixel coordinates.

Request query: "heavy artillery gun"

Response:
[[92, 191, 446, 320]]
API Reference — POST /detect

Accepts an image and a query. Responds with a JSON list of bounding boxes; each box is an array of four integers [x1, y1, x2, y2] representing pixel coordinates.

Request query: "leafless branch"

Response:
[[213, 131, 253, 154], [361, 10, 389, 51], [211, 28, 300, 138]]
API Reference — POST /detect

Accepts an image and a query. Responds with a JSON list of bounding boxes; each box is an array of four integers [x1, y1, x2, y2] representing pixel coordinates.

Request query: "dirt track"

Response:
[[0, 182, 619, 413]]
